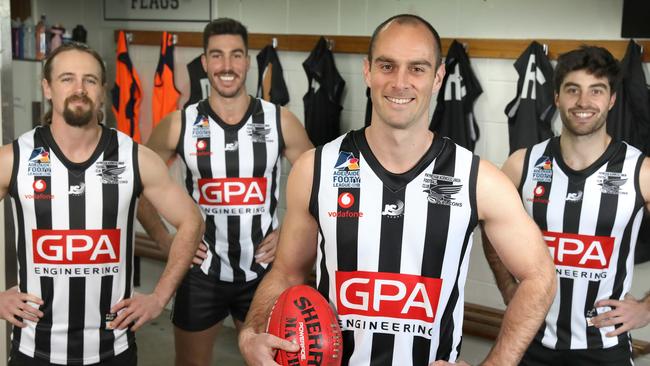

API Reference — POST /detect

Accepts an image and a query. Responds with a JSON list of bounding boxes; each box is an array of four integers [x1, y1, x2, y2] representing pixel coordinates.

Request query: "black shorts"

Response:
[[520, 338, 633, 366], [171, 266, 264, 331], [8, 345, 137, 366]]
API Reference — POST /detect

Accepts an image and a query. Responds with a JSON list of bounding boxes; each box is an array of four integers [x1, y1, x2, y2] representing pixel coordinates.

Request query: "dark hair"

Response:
[[42, 42, 106, 84], [203, 18, 249, 53], [41, 42, 106, 124], [367, 14, 442, 69], [554, 46, 621, 93]]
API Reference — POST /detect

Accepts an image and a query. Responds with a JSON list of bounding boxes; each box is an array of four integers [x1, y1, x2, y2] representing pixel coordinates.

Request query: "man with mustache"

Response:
[[483, 46, 650, 365], [0, 43, 203, 365], [137, 18, 312, 365]]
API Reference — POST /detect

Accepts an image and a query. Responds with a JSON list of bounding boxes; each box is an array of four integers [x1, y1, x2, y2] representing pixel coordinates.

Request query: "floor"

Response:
[[136, 310, 650, 365]]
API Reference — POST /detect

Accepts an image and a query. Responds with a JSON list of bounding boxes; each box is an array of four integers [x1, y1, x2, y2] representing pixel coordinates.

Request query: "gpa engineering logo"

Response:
[[333, 151, 360, 188], [335, 271, 442, 339], [191, 114, 211, 138], [532, 156, 553, 183], [27, 147, 51, 176], [31, 229, 122, 277], [422, 173, 463, 207], [543, 231, 615, 280], [198, 177, 268, 215]]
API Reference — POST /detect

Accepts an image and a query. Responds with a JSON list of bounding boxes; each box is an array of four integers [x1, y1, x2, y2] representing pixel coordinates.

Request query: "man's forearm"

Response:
[[481, 229, 518, 301], [137, 197, 172, 254], [152, 219, 203, 305], [482, 273, 556, 365], [244, 268, 305, 333]]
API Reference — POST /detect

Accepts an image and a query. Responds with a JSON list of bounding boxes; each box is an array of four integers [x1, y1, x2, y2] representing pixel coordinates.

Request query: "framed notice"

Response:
[[103, 0, 212, 22]]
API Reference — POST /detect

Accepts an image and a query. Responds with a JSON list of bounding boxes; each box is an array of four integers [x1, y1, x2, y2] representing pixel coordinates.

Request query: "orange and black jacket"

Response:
[[111, 30, 143, 142], [152, 31, 180, 128]]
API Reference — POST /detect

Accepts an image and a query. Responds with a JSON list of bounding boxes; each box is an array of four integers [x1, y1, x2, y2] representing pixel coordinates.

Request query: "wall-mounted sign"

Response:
[[103, 0, 212, 22]]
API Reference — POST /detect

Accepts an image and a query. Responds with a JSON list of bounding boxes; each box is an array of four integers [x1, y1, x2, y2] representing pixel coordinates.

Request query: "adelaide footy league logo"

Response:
[[192, 114, 211, 138], [333, 151, 360, 188], [27, 147, 51, 176], [532, 156, 553, 183]]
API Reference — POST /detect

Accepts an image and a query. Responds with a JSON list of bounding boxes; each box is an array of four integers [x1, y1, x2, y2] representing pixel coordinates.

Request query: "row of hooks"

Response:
[[271, 36, 335, 50], [124, 31, 178, 45]]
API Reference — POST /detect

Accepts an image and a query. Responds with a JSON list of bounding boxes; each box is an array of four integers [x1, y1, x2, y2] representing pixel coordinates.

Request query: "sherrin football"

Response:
[[267, 285, 343, 366]]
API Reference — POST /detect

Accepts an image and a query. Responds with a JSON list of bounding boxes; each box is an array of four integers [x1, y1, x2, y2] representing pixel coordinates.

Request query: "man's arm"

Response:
[[481, 149, 527, 305], [591, 157, 650, 335], [0, 144, 45, 327], [111, 144, 204, 331], [280, 107, 313, 165], [239, 149, 318, 365], [136, 111, 183, 255], [253, 107, 314, 265], [477, 159, 556, 366]]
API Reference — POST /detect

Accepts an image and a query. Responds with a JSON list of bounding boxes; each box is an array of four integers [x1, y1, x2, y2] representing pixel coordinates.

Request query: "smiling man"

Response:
[[483, 46, 650, 365], [136, 18, 312, 366], [239, 14, 556, 366], [0, 43, 203, 366]]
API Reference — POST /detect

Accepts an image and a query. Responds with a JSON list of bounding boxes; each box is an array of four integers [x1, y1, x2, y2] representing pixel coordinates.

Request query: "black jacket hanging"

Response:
[[607, 40, 650, 155], [430, 40, 483, 151], [184, 55, 209, 108], [303, 37, 345, 147], [256, 45, 290, 106], [505, 41, 555, 154], [607, 40, 650, 264]]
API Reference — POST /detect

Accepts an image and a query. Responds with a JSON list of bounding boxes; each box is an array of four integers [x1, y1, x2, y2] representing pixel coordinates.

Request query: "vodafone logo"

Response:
[[196, 139, 208, 151], [33, 179, 47, 193], [198, 177, 267, 206], [534, 185, 545, 197], [338, 192, 354, 208], [32, 229, 121, 264], [336, 271, 442, 323], [543, 231, 614, 269]]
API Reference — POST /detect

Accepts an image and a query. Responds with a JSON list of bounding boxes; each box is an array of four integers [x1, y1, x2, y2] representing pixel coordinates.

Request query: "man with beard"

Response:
[[0, 43, 204, 365], [136, 18, 312, 365], [483, 46, 650, 365]]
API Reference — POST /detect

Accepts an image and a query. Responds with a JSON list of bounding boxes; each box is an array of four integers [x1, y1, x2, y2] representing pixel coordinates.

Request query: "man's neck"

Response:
[[559, 129, 612, 171], [49, 118, 103, 163], [208, 91, 250, 125], [364, 121, 433, 174]]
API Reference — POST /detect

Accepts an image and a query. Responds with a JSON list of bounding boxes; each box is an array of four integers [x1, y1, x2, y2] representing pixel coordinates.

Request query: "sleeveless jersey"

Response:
[[184, 55, 209, 109], [111, 30, 143, 143], [152, 31, 180, 128], [9, 125, 141, 364], [177, 98, 283, 283], [520, 137, 645, 350], [311, 129, 479, 365]]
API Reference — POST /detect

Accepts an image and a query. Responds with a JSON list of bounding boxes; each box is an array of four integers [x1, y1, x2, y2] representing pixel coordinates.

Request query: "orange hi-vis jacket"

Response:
[[152, 31, 180, 128], [111, 30, 143, 142]]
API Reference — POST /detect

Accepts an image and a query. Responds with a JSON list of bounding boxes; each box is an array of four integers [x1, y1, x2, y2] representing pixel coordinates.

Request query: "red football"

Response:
[[267, 285, 343, 366]]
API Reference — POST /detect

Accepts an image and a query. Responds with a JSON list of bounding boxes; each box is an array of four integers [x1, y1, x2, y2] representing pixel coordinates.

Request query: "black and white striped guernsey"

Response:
[[520, 137, 645, 350], [177, 98, 283, 283], [310, 129, 479, 365], [9, 125, 141, 364]]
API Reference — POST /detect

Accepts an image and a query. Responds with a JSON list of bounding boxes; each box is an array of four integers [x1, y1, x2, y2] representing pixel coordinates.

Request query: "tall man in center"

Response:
[[239, 14, 556, 365], [137, 18, 313, 365]]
